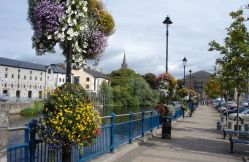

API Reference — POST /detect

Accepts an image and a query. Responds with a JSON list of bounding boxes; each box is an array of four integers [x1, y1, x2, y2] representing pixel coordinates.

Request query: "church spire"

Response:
[[121, 51, 128, 69]]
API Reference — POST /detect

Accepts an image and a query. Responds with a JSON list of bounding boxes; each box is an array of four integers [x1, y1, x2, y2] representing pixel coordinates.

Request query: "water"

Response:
[[8, 106, 154, 145]]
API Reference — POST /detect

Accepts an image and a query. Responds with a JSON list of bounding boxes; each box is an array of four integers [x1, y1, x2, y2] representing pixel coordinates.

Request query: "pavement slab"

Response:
[[112, 105, 249, 162]]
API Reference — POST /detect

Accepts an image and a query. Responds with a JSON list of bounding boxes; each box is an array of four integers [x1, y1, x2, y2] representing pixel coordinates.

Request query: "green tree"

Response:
[[99, 81, 113, 105], [209, 10, 249, 128], [204, 78, 221, 99], [143, 73, 158, 89]]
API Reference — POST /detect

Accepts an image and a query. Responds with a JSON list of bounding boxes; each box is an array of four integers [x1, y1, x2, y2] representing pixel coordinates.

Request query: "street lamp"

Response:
[[182, 57, 187, 87], [163, 15, 173, 73], [189, 69, 192, 89]]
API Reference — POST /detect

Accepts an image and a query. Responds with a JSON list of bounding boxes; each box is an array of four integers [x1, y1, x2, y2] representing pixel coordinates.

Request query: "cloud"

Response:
[[0, 0, 245, 79]]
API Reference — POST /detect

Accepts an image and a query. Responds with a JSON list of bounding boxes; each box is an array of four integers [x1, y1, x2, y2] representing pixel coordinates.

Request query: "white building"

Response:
[[0, 57, 66, 101], [72, 67, 109, 94]]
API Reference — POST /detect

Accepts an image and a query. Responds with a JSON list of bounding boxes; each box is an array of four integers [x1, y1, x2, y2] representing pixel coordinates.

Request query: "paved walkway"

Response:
[[113, 105, 249, 162]]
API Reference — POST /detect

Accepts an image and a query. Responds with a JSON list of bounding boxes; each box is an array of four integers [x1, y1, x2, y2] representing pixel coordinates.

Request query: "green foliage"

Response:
[[209, 10, 249, 96], [99, 81, 113, 105], [102, 69, 159, 107], [20, 101, 44, 116], [176, 79, 184, 90], [143, 73, 158, 89], [204, 78, 221, 99], [177, 88, 189, 98]]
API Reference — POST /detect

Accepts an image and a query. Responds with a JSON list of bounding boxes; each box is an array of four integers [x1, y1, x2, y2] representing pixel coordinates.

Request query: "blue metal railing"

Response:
[[7, 107, 186, 162]]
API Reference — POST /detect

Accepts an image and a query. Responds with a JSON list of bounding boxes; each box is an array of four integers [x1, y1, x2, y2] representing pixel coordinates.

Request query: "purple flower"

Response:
[[33, 0, 64, 38], [83, 28, 107, 59]]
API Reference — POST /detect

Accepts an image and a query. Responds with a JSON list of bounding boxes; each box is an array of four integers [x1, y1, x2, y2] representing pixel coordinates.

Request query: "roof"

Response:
[[0, 57, 47, 71], [185, 70, 211, 79], [84, 68, 108, 79], [0, 57, 65, 74], [50, 65, 66, 74]]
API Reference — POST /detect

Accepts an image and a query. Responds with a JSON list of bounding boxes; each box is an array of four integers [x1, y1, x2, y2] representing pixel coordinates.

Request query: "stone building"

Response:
[[184, 70, 211, 98], [0, 57, 66, 101]]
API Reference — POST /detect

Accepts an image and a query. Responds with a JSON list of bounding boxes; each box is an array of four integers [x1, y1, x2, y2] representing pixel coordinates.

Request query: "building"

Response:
[[0, 57, 66, 101], [72, 67, 109, 94], [121, 52, 128, 69], [184, 70, 211, 98]]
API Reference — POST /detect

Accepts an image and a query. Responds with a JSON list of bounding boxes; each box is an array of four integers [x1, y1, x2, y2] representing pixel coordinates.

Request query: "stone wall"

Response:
[[0, 110, 8, 162], [0, 102, 33, 114]]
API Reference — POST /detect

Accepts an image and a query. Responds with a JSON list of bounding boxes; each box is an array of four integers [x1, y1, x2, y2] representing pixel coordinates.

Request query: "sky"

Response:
[[0, 0, 246, 78]]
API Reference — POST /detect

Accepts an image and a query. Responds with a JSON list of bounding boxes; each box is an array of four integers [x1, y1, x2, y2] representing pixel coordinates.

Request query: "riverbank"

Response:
[[0, 101, 34, 114]]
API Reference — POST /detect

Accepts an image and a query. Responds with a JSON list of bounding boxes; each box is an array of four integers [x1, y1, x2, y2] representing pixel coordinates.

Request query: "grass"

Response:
[[20, 101, 44, 117]]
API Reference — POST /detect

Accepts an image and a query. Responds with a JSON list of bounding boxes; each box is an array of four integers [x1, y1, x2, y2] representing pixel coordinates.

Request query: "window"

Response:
[[18, 69, 21, 73], [40, 78, 42, 81], [40, 72, 42, 75], [48, 69, 51, 74], [28, 91, 32, 98], [30, 76, 32, 80], [4, 84, 7, 87], [11, 84, 13, 88], [35, 77, 37, 80], [16, 91, 20, 98], [30, 71, 32, 74], [74, 77, 80, 84], [62, 78, 65, 82], [24, 85, 26, 88], [24, 76, 26, 80], [5, 68, 8, 71], [18, 84, 20, 88], [86, 77, 90, 81], [59, 78, 61, 82], [30, 85, 31, 88], [39, 91, 42, 99], [35, 85, 37, 89], [3, 90, 8, 96], [18, 75, 20, 79], [47, 76, 49, 79], [11, 74, 14, 79], [5, 74, 7, 78], [86, 85, 90, 89]]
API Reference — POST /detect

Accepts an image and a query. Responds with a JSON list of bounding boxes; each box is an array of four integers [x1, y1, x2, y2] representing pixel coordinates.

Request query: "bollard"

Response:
[[0, 111, 9, 162], [228, 121, 233, 129], [217, 121, 222, 130], [220, 116, 225, 123], [245, 124, 249, 131], [234, 124, 241, 131]]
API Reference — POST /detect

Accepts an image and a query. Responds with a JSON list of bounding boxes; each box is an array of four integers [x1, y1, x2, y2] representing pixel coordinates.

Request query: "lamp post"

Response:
[[189, 69, 192, 89], [182, 57, 187, 87], [163, 15, 173, 73]]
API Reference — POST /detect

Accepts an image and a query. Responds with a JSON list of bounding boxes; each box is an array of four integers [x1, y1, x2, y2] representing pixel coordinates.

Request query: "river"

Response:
[[8, 106, 154, 145]]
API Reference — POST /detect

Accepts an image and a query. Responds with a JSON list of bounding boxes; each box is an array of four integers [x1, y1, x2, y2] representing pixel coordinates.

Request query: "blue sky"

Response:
[[0, 0, 246, 78]]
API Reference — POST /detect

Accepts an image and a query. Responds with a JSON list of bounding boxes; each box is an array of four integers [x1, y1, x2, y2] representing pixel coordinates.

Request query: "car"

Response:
[[240, 100, 249, 107], [229, 109, 249, 121], [217, 105, 227, 113], [223, 106, 249, 116]]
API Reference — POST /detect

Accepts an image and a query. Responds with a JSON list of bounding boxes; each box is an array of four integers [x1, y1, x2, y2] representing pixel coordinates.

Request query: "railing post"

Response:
[[142, 112, 145, 137], [29, 120, 37, 162], [24, 124, 29, 162], [0, 110, 8, 162], [129, 112, 133, 144], [150, 111, 153, 132], [110, 113, 116, 153]]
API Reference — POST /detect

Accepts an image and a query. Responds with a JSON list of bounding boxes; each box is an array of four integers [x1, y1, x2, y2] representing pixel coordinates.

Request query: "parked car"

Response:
[[240, 100, 249, 107], [229, 109, 249, 121], [217, 105, 227, 113], [223, 106, 249, 116]]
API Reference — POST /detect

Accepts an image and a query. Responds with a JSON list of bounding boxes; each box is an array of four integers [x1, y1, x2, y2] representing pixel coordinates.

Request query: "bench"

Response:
[[223, 129, 249, 139], [226, 130, 249, 153]]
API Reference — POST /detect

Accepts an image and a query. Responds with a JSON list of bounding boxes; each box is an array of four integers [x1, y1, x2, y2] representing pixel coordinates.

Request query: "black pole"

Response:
[[66, 43, 72, 83], [183, 65, 186, 86], [166, 24, 169, 73], [190, 72, 192, 89]]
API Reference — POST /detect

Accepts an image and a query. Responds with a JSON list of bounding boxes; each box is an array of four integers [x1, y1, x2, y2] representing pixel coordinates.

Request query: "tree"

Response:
[[209, 10, 249, 129], [143, 73, 158, 89], [204, 78, 221, 99], [99, 81, 113, 105]]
